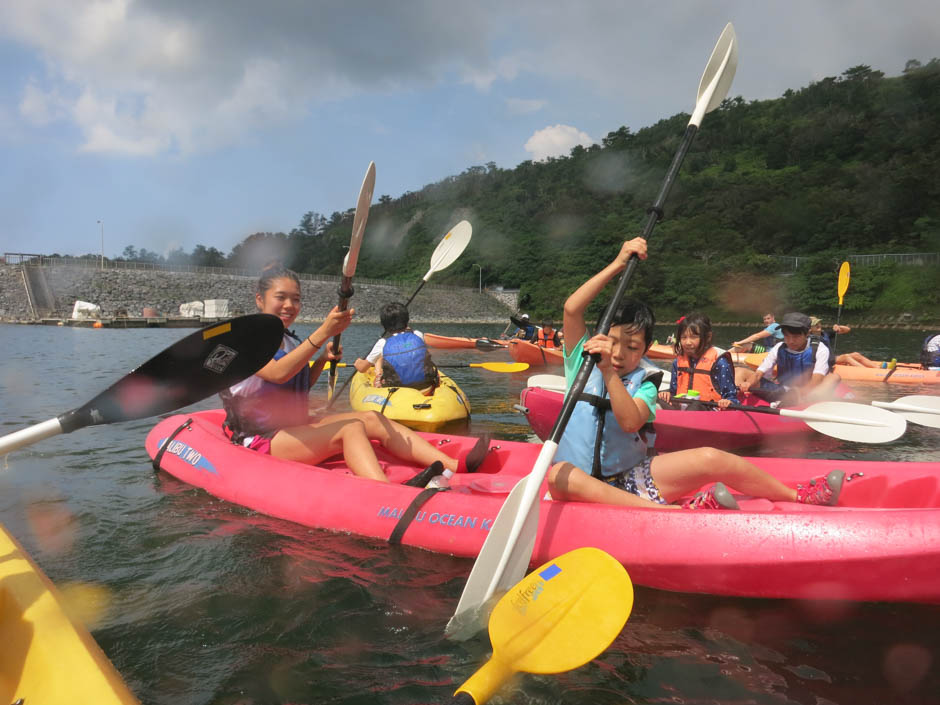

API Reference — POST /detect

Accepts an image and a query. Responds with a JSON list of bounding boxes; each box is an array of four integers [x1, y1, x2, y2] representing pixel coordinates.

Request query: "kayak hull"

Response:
[[349, 369, 470, 431], [508, 339, 563, 367], [519, 385, 812, 451], [0, 523, 139, 704], [147, 410, 940, 604]]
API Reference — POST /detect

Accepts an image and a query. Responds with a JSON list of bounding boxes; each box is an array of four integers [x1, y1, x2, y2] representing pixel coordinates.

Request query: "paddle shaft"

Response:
[[872, 400, 940, 415], [695, 399, 893, 427], [327, 274, 354, 391]]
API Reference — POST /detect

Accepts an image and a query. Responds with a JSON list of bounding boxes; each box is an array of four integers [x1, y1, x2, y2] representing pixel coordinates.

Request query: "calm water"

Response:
[[1, 321, 938, 705]]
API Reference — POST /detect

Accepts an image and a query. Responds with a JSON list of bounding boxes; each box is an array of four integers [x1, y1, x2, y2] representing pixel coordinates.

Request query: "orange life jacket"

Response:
[[536, 328, 559, 349], [675, 347, 732, 402]]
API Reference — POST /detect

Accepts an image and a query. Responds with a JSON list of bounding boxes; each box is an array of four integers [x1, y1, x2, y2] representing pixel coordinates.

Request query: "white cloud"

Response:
[[524, 124, 593, 161], [506, 97, 546, 115]]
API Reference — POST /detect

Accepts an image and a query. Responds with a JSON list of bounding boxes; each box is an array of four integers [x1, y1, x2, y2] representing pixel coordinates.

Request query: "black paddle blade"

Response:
[[509, 315, 528, 329], [58, 314, 283, 432], [475, 338, 504, 351]]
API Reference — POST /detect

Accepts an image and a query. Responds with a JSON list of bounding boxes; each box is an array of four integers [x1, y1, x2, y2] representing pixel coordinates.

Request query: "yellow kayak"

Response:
[[349, 369, 470, 431], [0, 521, 139, 704]]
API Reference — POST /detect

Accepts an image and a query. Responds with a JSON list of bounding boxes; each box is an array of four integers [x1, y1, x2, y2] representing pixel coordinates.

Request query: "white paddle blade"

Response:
[[424, 220, 472, 280], [872, 397, 940, 429], [690, 22, 738, 126], [782, 402, 906, 443], [343, 161, 376, 278], [447, 441, 558, 640]]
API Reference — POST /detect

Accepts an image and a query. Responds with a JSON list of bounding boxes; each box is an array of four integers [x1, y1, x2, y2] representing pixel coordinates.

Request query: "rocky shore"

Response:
[[0, 264, 516, 324]]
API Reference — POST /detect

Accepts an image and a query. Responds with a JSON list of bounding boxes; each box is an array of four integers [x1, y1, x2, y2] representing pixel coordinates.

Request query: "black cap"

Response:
[[780, 312, 811, 331]]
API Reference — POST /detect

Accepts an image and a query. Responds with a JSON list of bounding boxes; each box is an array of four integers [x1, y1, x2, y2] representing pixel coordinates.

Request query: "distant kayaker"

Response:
[[220, 262, 469, 485], [353, 302, 439, 392], [921, 333, 940, 370], [546, 240, 844, 511], [534, 318, 562, 349], [511, 313, 536, 341], [658, 312, 738, 409], [808, 316, 878, 368], [731, 312, 784, 353], [738, 312, 841, 404]]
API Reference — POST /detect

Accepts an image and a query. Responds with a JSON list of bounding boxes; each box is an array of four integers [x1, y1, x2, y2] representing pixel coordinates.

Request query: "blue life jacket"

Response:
[[775, 340, 821, 386], [220, 333, 311, 441], [921, 334, 940, 369], [382, 331, 431, 386], [555, 359, 662, 478]]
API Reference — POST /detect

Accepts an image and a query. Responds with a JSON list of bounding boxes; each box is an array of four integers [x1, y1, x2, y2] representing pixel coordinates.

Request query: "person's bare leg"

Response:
[[340, 411, 459, 473], [272, 418, 388, 482], [650, 447, 797, 503], [548, 462, 664, 508]]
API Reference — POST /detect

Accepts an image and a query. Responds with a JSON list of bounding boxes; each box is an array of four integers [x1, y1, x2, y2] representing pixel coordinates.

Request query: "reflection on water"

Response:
[[0, 321, 938, 704]]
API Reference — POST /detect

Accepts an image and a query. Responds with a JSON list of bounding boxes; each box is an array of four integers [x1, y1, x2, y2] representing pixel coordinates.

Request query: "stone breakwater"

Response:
[[0, 265, 516, 324]]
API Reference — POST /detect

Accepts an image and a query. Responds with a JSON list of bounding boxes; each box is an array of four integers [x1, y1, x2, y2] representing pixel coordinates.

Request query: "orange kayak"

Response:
[[424, 333, 507, 350], [508, 339, 563, 367], [647, 344, 676, 360], [743, 353, 939, 385]]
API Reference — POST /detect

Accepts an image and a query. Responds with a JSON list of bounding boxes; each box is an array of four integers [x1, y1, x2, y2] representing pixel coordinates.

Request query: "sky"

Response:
[[0, 0, 937, 260]]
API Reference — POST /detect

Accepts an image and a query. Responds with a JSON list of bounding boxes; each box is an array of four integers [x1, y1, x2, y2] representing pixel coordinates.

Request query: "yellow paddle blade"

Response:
[[456, 548, 632, 704], [469, 362, 529, 373], [837, 261, 851, 304]]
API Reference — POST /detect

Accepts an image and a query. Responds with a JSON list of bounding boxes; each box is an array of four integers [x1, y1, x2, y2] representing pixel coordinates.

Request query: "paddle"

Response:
[[831, 261, 850, 356], [322, 361, 527, 373], [404, 220, 473, 307], [474, 338, 506, 351], [325, 221, 474, 406], [882, 358, 900, 383], [872, 396, 940, 429], [691, 399, 906, 442], [449, 547, 633, 703], [327, 161, 376, 401], [0, 314, 284, 456], [446, 22, 738, 640]]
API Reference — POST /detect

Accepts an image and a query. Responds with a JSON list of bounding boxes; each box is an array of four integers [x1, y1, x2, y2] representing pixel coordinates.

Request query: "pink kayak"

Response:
[[518, 385, 814, 451], [147, 410, 940, 604]]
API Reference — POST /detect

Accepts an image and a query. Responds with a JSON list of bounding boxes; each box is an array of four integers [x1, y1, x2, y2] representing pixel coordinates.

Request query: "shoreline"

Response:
[[1, 317, 935, 331]]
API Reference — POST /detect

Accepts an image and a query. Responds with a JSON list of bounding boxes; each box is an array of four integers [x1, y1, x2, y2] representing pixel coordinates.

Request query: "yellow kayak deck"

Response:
[[0, 522, 139, 704], [349, 369, 470, 431]]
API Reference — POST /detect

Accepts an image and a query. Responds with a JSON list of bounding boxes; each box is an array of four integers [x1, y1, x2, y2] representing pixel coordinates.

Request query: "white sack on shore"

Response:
[[179, 301, 205, 317], [71, 300, 101, 319]]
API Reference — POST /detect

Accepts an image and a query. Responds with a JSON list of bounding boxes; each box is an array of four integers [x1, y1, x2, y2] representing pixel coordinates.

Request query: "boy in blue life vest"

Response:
[[353, 302, 439, 392], [546, 239, 844, 510], [741, 312, 842, 404]]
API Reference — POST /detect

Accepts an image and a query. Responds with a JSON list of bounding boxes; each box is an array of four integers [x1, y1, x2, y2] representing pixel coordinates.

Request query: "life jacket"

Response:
[[675, 347, 733, 402], [380, 331, 437, 388], [774, 340, 823, 387], [809, 332, 836, 371], [921, 334, 940, 369], [536, 328, 560, 349], [555, 359, 663, 479], [220, 332, 311, 443]]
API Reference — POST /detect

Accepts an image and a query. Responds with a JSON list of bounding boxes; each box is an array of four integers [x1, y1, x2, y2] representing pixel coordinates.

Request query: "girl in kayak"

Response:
[[547, 239, 844, 510], [657, 312, 738, 409], [220, 262, 473, 485]]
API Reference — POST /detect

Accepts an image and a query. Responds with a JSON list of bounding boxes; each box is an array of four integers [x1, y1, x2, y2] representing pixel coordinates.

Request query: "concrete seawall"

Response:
[[0, 265, 517, 324]]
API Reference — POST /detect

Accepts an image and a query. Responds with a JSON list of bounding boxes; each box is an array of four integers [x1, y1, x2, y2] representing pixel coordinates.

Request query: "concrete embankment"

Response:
[[0, 265, 517, 324]]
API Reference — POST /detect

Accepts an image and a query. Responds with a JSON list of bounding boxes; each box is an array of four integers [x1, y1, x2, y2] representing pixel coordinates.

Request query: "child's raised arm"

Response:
[[563, 238, 647, 352]]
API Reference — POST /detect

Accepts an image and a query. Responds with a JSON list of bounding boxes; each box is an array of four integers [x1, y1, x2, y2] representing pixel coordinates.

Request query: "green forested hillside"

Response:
[[148, 61, 940, 322]]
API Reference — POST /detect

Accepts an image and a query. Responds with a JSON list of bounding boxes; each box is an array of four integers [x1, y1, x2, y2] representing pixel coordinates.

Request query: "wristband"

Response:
[[307, 336, 321, 351]]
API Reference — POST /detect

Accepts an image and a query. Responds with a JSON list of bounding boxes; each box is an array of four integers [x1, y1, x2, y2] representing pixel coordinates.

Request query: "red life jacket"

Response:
[[675, 347, 732, 402]]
